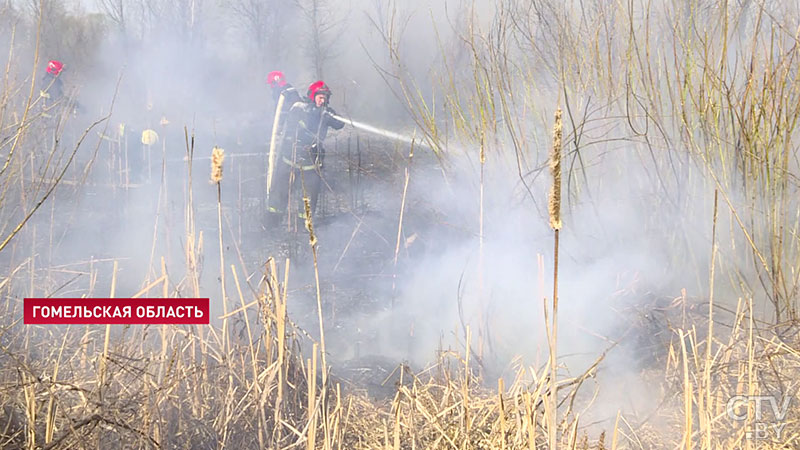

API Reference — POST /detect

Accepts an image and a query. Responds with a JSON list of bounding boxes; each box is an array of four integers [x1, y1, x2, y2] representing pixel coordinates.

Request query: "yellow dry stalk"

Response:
[[303, 196, 317, 247], [211, 146, 225, 183], [548, 107, 563, 230]]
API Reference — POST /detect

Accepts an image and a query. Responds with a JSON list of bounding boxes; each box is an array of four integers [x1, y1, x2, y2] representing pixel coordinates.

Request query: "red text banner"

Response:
[[24, 298, 210, 325]]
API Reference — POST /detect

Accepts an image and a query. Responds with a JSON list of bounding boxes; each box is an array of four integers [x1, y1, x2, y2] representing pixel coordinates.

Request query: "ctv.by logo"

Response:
[[726, 395, 792, 440]]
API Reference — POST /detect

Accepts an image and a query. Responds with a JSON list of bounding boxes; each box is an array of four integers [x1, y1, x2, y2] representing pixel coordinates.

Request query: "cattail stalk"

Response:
[[393, 140, 414, 309], [703, 190, 718, 448], [184, 129, 207, 412], [211, 146, 228, 352], [304, 195, 327, 392], [99, 260, 117, 396], [478, 133, 486, 361], [547, 107, 563, 449]]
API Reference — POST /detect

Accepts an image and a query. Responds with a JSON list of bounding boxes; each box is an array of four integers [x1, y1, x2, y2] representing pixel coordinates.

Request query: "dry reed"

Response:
[[547, 106, 563, 450], [5, 1, 800, 449]]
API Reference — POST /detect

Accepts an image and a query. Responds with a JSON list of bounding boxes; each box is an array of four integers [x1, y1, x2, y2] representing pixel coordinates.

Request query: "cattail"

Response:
[[548, 108, 563, 230], [303, 196, 317, 247], [211, 146, 225, 183], [546, 105, 563, 450]]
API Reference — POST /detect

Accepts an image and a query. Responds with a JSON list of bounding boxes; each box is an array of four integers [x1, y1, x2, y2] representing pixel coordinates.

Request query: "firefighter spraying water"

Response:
[[264, 77, 435, 224], [268, 80, 345, 220]]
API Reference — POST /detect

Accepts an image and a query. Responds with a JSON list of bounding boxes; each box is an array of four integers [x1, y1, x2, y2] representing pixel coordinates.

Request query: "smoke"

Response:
[[304, 136, 718, 430], [1, 0, 787, 435]]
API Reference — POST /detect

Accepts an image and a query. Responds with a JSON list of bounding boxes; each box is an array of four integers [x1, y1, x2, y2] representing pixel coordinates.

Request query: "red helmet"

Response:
[[307, 80, 331, 100], [46, 60, 64, 75], [267, 70, 286, 88]]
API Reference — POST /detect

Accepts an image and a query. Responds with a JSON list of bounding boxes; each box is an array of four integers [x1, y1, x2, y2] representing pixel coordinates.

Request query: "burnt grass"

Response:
[[17, 125, 681, 403], [7, 124, 788, 449], [20, 128, 464, 400]]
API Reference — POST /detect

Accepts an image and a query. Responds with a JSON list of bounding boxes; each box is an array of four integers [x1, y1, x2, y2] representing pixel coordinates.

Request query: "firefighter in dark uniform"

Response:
[[270, 80, 345, 219], [266, 70, 304, 217], [266, 70, 302, 115], [39, 60, 65, 109]]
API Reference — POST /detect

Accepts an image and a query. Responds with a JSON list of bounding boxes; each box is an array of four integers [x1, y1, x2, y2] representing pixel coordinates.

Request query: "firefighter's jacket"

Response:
[[39, 73, 63, 104], [281, 102, 345, 167], [272, 83, 302, 114]]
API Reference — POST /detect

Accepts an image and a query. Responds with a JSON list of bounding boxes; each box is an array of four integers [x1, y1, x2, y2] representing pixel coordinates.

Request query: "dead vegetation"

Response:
[[2, 0, 800, 449], [4, 256, 800, 449]]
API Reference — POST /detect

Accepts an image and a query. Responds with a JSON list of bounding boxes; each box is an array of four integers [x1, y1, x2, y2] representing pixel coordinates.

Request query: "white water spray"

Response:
[[174, 113, 432, 164], [329, 112, 423, 147]]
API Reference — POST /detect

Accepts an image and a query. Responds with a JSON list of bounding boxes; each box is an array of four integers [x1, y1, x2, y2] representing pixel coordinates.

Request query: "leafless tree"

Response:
[[96, 0, 126, 33], [295, 0, 346, 80], [228, 0, 296, 66]]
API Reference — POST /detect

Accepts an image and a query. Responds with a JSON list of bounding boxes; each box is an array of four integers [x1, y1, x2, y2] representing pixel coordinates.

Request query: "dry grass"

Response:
[[2, 146, 800, 449], [0, 279, 600, 449], [7, 285, 798, 449], [3, 1, 800, 449], [372, 1, 800, 448]]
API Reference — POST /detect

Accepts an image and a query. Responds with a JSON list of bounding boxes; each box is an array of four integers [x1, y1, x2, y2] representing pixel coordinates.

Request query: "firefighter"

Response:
[[39, 60, 64, 107], [266, 70, 302, 114], [266, 71, 302, 216], [269, 80, 345, 220]]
